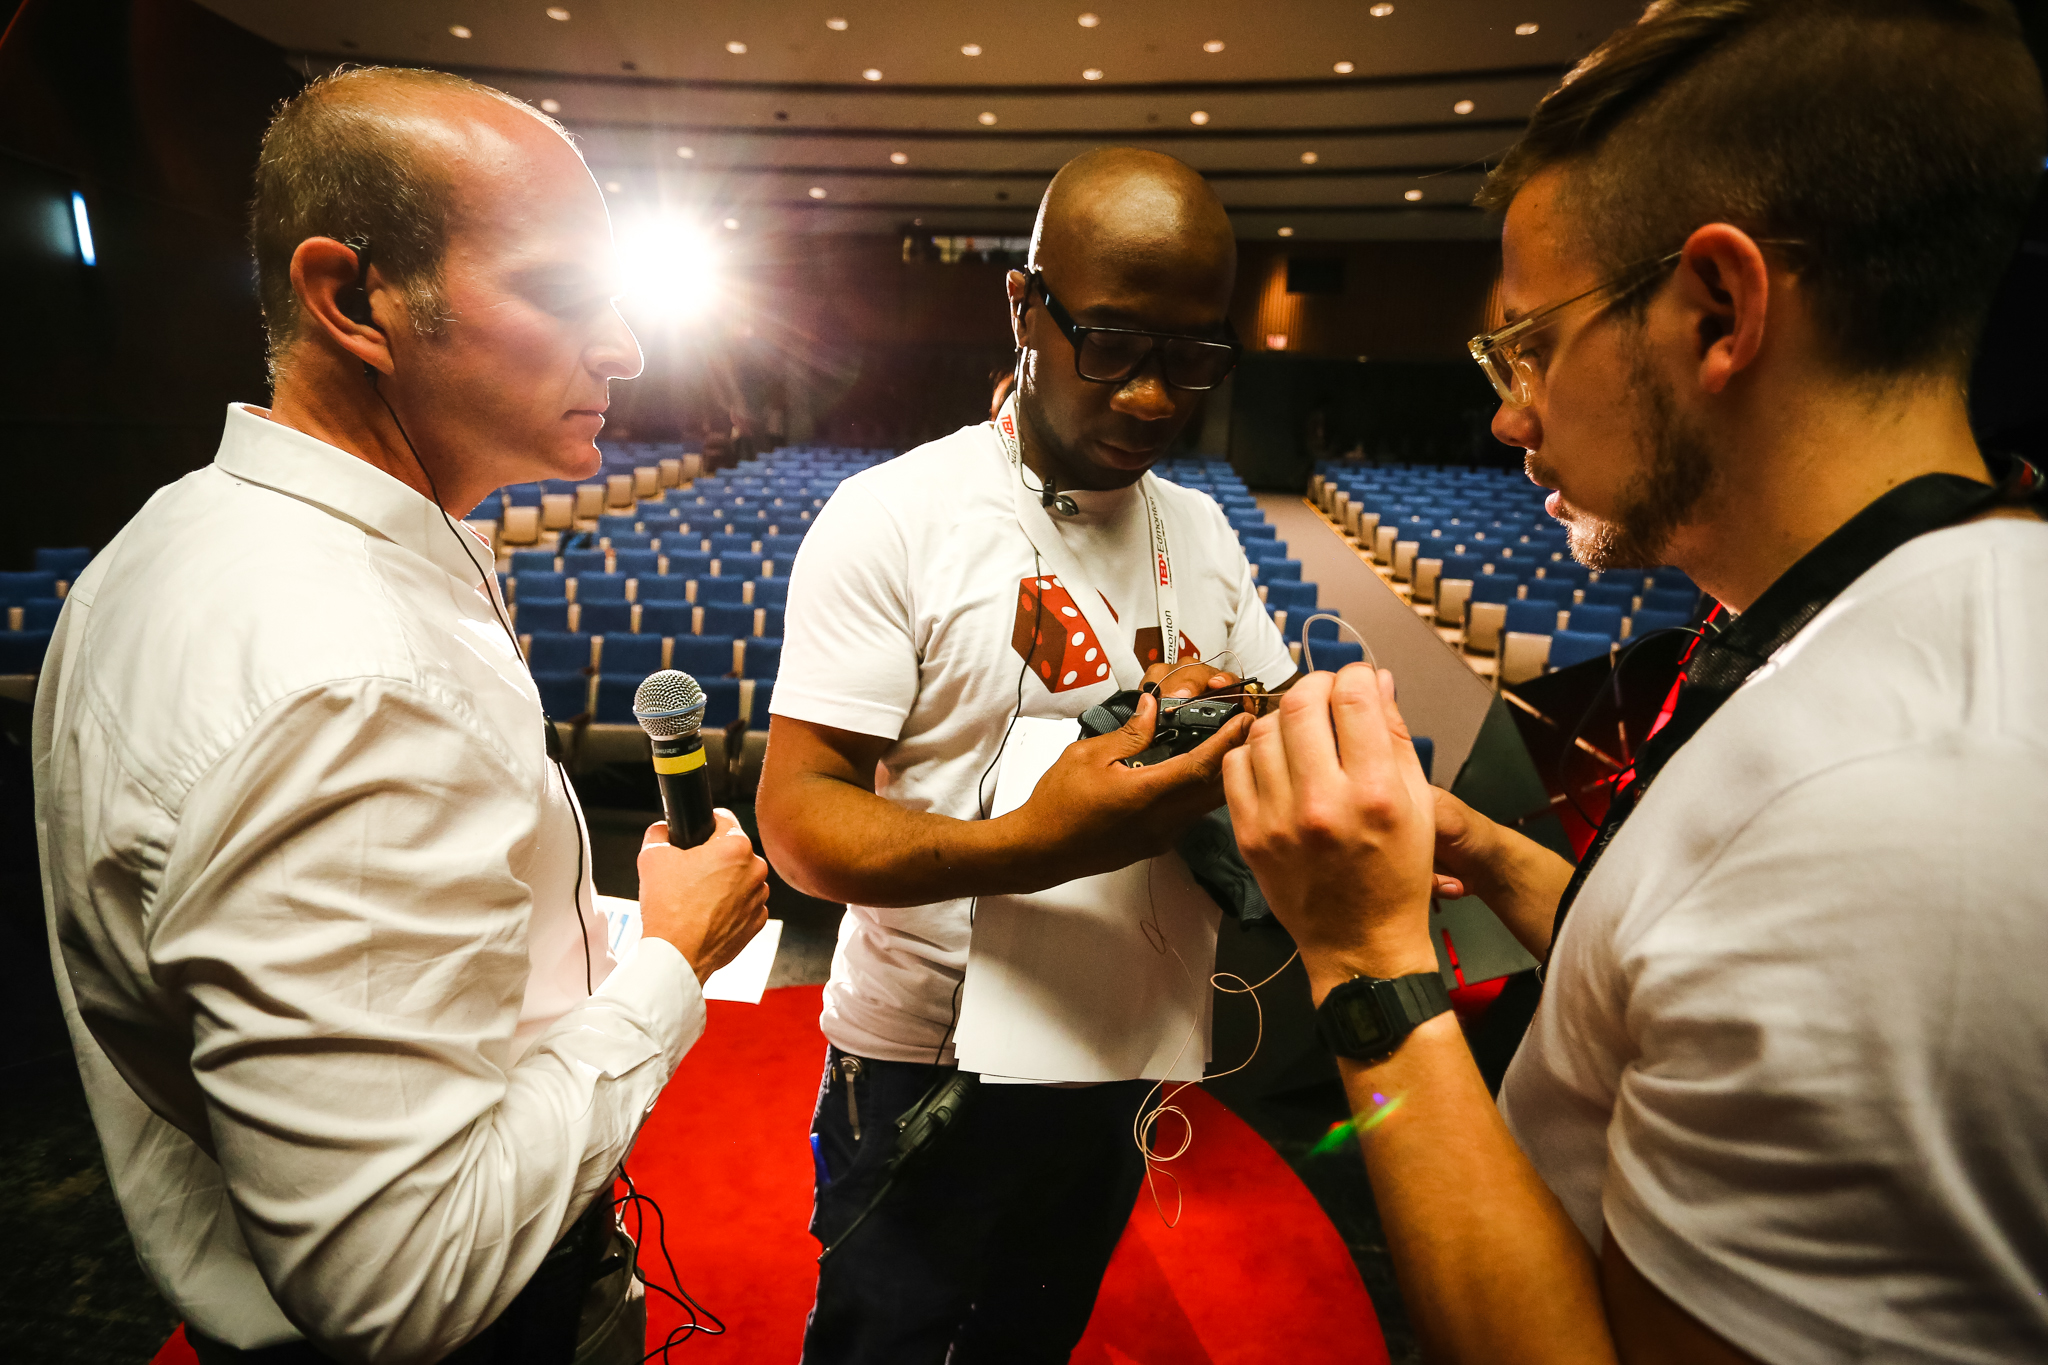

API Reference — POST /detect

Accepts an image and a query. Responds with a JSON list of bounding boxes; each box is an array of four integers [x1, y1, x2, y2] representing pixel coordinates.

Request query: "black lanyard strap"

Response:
[[1544, 457, 2044, 961]]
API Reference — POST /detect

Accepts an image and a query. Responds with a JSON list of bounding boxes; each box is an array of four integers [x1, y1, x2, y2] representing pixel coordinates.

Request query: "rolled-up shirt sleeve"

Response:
[[150, 678, 702, 1365]]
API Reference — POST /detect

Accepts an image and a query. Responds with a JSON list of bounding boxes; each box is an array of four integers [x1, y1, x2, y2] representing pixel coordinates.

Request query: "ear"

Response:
[[1005, 268, 1030, 349], [290, 236, 396, 378], [1672, 224, 1771, 396]]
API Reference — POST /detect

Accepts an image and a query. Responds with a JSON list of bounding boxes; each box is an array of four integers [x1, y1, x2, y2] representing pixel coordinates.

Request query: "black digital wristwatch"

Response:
[[1314, 972, 1453, 1063]]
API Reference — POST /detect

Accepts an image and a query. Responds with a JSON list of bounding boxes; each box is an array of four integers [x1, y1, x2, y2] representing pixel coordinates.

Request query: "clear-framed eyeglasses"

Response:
[[1469, 239, 1804, 408]]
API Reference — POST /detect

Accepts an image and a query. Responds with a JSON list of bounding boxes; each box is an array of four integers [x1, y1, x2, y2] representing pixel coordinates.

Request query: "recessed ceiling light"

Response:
[[1515, 21, 1540, 35], [978, 111, 998, 124], [546, 6, 570, 20], [1278, 227, 1294, 237], [539, 98, 561, 113], [676, 145, 695, 158], [889, 151, 909, 164], [448, 24, 472, 38], [1404, 189, 1424, 201], [604, 180, 622, 192], [1333, 60, 1355, 74], [1203, 39, 1225, 53], [826, 17, 847, 30], [726, 40, 746, 53], [1300, 151, 1318, 164], [863, 68, 883, 80], [1189, 110, 1210, 125], [808, 186, 828, 199], [1369, 3, 1394, 15], [724, 217, 740, 230], [1082, 67, 1103, 80], [1078, 12, 1100, 27], [1453, 99, 1475, 115], [961, 43, 982, 56]]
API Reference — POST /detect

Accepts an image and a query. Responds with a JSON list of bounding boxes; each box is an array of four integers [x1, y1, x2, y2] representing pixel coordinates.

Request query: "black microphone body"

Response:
[[651, 733, 717, 849]]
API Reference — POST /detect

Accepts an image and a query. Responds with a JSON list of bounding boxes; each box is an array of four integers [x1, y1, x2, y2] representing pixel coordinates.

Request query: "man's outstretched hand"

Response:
[[637, 809, 772, 984], [1223, 664, 1440, 1001]]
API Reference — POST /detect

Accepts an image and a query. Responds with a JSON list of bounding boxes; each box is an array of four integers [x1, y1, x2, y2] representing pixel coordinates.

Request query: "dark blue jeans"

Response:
[[800, 1047, 1151, 1365]]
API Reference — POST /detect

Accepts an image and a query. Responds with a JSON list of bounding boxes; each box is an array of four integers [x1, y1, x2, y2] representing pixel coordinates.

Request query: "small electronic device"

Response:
[[1122, 694, 1244, 768]]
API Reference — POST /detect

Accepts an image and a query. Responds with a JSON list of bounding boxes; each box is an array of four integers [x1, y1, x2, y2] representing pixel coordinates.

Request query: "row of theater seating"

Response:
[[1310, 461, 1704, 682], [0, 549, 96, 681]]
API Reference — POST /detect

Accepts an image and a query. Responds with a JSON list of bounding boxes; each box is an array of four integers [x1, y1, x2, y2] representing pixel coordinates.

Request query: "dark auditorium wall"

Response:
[[0, 0, 302, 568]]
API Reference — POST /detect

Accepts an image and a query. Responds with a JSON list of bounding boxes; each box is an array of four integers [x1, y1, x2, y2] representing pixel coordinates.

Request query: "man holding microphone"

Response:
[[36, 68, 767, 1363], [1227, 2, 2047, 1361]]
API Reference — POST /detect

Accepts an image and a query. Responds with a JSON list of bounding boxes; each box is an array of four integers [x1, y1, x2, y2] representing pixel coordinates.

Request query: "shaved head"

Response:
[[252, 66, 580, 379], [1030, 147, 1235, 301]]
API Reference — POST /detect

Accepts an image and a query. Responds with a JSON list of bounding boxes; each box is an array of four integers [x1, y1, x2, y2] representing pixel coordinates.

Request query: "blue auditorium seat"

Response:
[[1640, 587, 1700, 616], [610, 533, 656, 553], [761, 606, 785, 640], [637, 602, 694, 638], [1539, 562, 1590, 587], [1504, 600, 1562, 636], [671, 635, 736, 678], [635, 575, 691, 602], [1439, 553, 1487, 584], [1238, 524, 1278, 544], [1581, 582, 1638, 611], [698, 678, 743, 729], [664, 552, 713, 579], [562, 549, 609, 577], [1412, 736, 1434, 783], [515, 598, 571, 633], [697, 577, 748, 606], [762, 534, 805, 561], [35, 547, 92, 580], [21, 599, 62, 630], [1264, 580, 1317, 614], [596, 513, 638, 539], [512, 571, 566, 602], [574, 573, 628, 601], [1566, 604, 1624, 640], [752, 577, 791, 608], [577, 601, 632, 635], [503, 485, 544, 507], [510, 549, 557, 575], [0, 571, 59, 604], [593, 676, 643, 724], [1628, 608, 1693, 638], [532, 672, 591, 720], [0, 629, 52, 673], [1254, 558, 1302, 583], [525, 631, 594, 672], [1246, 541, 1292, 564], [749, 680, 775, 729], [710, 533, 759, 558], [1522, 579, 1575, 607], [1648, 569, 1697, 595], [598, 633, 663, 676], [1305, 640, 1365, 672], [741, 638, 783, 679], [699, 603, 756, 638], [613, 550, 660, 579], [1469, 575, 1521, 607], [1548, 630, 1614, 671]]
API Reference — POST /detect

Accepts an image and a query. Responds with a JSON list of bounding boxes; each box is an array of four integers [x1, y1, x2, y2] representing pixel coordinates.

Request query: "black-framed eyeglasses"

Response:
[[1026, 271, 1241, 392]]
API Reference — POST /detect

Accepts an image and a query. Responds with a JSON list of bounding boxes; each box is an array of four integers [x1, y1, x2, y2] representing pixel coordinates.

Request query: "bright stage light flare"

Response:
[[616, 219, 724, 322]]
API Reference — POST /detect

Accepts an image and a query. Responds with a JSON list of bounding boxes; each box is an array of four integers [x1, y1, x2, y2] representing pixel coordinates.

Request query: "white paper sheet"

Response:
[[952, 716, 1220, 1084], [595, 893, 783, 1004]]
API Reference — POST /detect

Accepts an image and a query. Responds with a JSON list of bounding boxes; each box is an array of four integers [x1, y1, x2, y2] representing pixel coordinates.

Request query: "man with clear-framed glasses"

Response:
[[758, 147, 1297, 1363], [1225, 1, 2048, 1363]]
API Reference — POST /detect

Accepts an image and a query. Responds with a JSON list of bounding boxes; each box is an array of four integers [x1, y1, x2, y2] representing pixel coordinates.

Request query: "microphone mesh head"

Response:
[[632, 670, 707, 740]]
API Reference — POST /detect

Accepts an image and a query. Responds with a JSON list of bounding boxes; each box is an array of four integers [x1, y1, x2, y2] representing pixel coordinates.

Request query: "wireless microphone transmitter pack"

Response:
[[632, 670, 717, 849]]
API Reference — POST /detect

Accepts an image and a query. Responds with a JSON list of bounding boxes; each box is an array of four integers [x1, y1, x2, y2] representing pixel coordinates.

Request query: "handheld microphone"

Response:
[[632, 670, 717, 849]]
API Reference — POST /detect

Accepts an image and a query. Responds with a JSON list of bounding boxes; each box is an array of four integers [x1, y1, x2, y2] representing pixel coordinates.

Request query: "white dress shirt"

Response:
[[34, 404, 705, 1364]]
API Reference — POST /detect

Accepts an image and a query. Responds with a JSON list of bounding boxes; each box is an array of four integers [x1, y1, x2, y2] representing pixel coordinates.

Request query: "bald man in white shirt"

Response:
[[34, 68, 768, 1365]]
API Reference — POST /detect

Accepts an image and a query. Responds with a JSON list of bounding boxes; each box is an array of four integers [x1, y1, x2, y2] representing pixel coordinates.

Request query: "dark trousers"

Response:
[[188, 1193, 618, 1365], [800, 1047, 1150, 1365]]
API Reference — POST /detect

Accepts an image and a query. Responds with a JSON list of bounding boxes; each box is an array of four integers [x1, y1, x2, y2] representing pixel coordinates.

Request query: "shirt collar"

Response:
[[212, 403, 494, 585]]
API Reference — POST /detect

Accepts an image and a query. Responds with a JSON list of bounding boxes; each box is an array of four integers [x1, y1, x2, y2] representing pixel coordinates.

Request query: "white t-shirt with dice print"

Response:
[[770, 419, 1294, 1065]]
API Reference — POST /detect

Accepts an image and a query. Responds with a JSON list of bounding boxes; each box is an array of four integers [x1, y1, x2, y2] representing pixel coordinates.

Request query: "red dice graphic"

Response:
[[1013, 574, 1114, 693]]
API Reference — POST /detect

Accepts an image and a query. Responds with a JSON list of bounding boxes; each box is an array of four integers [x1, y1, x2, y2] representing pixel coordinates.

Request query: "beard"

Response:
[[1534, 352, 1717, 571]]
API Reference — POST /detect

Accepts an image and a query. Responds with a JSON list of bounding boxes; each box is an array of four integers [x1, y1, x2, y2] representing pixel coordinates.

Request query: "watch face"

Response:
[[1340, 993, 1390, 1047]]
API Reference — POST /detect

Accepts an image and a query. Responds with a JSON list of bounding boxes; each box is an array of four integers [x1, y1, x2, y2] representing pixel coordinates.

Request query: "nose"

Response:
[[1491, 398, 1538, 453], [1108, 361, 1176, 423], [590, 302, 645, 382]]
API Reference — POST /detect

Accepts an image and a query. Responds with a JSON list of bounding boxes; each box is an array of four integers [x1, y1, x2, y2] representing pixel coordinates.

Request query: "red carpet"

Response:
[[154, 985, 1383, 1364]]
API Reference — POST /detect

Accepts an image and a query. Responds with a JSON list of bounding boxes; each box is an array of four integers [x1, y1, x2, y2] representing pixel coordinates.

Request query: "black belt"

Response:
[[187, 1192, 619, 1365]]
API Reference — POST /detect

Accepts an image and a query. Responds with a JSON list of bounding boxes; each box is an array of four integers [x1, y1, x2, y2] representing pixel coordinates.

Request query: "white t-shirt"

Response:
[[770, 419, 1295, 1065], [1499, 519, 2048, 1364]]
